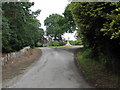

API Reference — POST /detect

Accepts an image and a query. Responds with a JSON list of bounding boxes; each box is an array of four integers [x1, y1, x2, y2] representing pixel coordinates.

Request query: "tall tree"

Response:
[[44, 14, 65, 41], [63, 4, 76, 33], [2, 2, 44, 53], [68, 2, 120, 73]]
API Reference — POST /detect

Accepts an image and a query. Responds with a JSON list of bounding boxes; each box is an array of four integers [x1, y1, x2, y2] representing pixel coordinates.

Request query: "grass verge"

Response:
[[2, 48, 42, 82], [76, 48, 120, 88], [48, 45, 72, 48]]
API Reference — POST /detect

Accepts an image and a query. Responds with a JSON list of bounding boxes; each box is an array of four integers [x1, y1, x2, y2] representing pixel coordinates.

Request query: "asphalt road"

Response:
[[8, 46, 90, 88]]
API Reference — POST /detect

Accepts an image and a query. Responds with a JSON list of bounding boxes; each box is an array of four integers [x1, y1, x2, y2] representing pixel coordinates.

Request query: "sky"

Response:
[[30, 0, 77, 41]]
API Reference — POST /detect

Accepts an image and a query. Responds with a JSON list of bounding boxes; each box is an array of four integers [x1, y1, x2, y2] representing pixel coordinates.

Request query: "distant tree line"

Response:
[[2, 2, 44, 53], [65, 2, 120, 73]]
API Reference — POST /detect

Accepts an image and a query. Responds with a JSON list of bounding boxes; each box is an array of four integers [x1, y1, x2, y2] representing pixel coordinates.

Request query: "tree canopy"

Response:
[[44, 14, 65, 41], [2, 2, 44, 53], [44, 12, 76, 41], [66, 2, 120, 73]]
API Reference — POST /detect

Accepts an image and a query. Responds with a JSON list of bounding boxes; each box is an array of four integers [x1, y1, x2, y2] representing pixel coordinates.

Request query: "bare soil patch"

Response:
[[2, 48, 42, 82]]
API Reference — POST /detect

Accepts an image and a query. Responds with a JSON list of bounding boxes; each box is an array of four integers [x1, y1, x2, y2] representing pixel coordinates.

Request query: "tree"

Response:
[[44, 14, 65, 41], [63, 4, 76, 33], [2, 2, 44, 53], [67, 2, 120, 73]]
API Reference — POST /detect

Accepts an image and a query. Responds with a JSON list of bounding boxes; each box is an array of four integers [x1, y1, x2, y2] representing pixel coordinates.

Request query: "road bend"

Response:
[[8, 46, 90, 88]]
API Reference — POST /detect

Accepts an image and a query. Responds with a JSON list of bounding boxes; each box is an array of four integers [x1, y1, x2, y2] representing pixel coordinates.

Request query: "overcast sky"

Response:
[[30, 0, 77, 41]]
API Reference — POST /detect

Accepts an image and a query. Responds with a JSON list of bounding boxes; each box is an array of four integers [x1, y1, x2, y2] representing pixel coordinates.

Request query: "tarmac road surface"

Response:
[[8, 46, 90, 88]]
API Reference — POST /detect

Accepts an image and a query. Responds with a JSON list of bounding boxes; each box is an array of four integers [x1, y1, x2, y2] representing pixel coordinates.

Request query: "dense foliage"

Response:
[[69, 40, 82, 45], [67, 2, 120, 73], [2, 2, 44, 53], [44, 13, 76, 41], [44, 14, 65, 41], [63, 4, 76, 33]]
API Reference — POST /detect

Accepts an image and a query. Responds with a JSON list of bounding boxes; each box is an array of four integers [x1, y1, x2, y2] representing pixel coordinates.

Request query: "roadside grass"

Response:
[[48, 45, 72, 48], [48, 45, 82, 48], [76, 49, 120, 88]]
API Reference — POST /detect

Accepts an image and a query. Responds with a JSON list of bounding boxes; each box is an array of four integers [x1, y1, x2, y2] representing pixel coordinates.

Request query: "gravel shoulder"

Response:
[[2, 48, 42, 88]]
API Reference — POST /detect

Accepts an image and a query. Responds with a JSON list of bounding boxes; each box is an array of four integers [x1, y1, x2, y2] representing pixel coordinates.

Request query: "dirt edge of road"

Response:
[[2, 48, 42, 82]]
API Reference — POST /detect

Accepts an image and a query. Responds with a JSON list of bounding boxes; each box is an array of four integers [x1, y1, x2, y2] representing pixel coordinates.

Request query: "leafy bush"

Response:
[[44, 41, 60, 46], [52, 41, 60, 46], [76, 49, 120, 88], [69, 41, 77, 45], [36, 42, 43, 47]]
